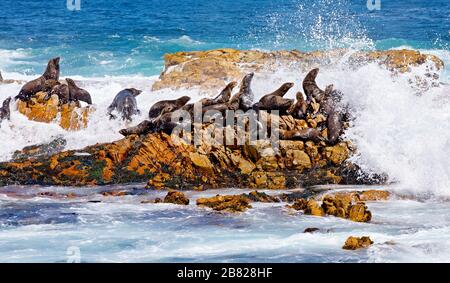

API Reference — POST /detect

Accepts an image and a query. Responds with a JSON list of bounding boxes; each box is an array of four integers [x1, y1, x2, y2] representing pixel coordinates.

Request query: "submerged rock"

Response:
[[197, 194, 252, 212], [342, 236, 374, 250], [163, 191, 190, 205]]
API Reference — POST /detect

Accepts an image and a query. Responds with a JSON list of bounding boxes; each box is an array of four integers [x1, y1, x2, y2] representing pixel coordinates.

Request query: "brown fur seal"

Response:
[[148, 96, 190, 119], [255, 82, 294, 114], [320, 84, 345, 145], [199, 81, 237, 107], [229, 73, 254, 111], [107, 88, 142, 121], [15, 57, 60, 101], [120, 105, 177, 136], [280, 128, 324, 143], [0, 97, 11, 123], [66, 78, 92, 105], [50, 84, 70, 104], [288, 91, 309, 119], [303, 68, 326, 103]]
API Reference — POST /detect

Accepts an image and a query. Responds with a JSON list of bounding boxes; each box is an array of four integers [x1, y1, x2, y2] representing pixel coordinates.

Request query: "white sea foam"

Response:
[[1, 45, 449, 196]]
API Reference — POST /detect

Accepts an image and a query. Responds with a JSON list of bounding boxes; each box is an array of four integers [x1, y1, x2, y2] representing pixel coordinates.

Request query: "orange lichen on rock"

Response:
[[163, 191, 190, 205], [197, 194, 252, 212], [153, 48, 444, 93], [17, 93, 93, 131], [343, 236, 374, 250]]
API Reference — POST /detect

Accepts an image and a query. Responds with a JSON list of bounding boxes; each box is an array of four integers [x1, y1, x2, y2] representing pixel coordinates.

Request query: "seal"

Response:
[[288, 91, 309, 119], [66, 78, 92, 105], [119, 105, 177, 136], [303, 68, 326, 103], [107, 88, 142, 121], [149, 96, 191, 119], [320, 84, 346, 145], [280, 128, 324, 143], [0, 97, 11, 123], [49, 83, 70, 104], [200, 81, 237, 106], [256, 82, 294, 114], [229, 73, 254, 111], [15, 57, 60, 101]]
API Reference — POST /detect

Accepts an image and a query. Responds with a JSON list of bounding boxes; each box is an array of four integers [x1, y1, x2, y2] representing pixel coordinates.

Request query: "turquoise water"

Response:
[[0, 0, 448, 76]]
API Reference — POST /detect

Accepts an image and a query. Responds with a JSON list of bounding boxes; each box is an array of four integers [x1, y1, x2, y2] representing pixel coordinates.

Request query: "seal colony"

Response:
[[9, 57, 347, 145], [119, 67, 348, 146]]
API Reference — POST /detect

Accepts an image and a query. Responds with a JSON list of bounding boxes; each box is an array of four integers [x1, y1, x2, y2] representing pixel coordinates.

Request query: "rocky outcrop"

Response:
[[342, 236, 374, 250], [0, 125, 375, 188], [163, 191, 190, 205], [287, 190, 388, 222], [153, 49, 444, 93], [197, 194, 252, 212], [16, 92, 93, 131]]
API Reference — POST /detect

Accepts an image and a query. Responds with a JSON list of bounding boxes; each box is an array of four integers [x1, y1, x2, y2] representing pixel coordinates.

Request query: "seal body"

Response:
[[303, 68, 326, 103], [229, 73, 254, 111], [50, 84, 70, 104], [108, 88, 142, 121], [200, 81, 237, 107], [288, 91, 309, 119], [15, 57, 60, 101], [120, 105, 178, 136], [280, 128, 324, 143], [149, 96, 190, 119], [0, 97, 11, 123], [66, 78, 92, 105], [257, 82, 294, 114]]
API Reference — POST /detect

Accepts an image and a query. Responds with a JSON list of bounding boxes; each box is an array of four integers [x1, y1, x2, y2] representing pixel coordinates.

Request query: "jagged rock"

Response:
[[348, 203, 372, 222], [243, 190, 280, 203], [305, 199, 325, 216], [342, 236, 374, 250], [197, 194, 251, 212], [163, 191, 190, 205], [101, 191, 127, 197], [325, 143, 350, 165], [153, 48, 443, 93], [12, 137, 67, 160], [359, 190, 391, 201], [17, 92, 93, 131]]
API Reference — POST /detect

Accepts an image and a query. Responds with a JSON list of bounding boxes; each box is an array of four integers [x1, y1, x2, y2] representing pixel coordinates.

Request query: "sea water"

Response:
[[0, 0, 449, 262]]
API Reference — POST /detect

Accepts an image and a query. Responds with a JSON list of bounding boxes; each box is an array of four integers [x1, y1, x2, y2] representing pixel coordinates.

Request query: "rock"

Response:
[[101, 191, 127, 197], [163, 191, 190, 205], [348, 203, 372, 222], [342, 236, 374, 250], [153, 48, 443, 93], [17, 93, 93, 131], [12, 137, 67, 160], [196, 194, 251, 212], [304, 227, 320, 233], [285, 149, 312, 169], [304, 199, 325, 216], [243, 191, 280, 203], [189, 152, 214, 172], [325, 143, 350, 165], [359, 190, 391, 201]]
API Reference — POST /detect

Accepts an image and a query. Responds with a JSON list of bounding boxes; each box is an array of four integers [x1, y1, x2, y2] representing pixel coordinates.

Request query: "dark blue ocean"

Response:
[[0, 0, 448, 76]]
